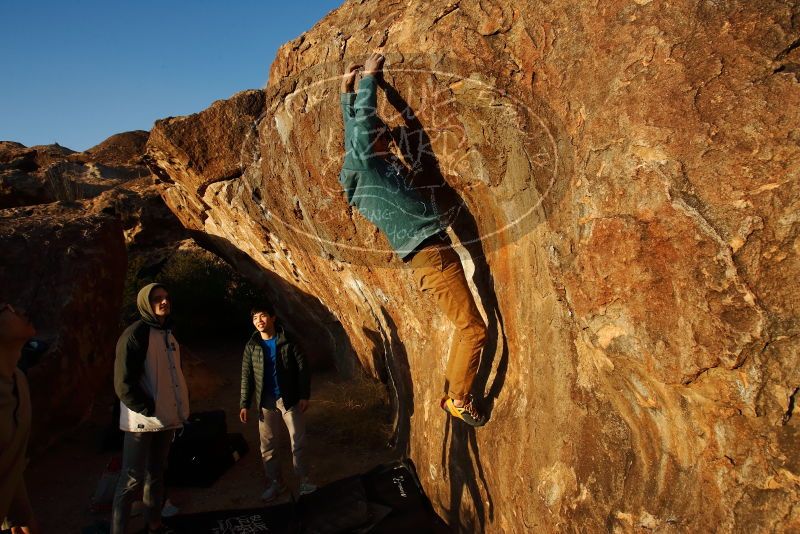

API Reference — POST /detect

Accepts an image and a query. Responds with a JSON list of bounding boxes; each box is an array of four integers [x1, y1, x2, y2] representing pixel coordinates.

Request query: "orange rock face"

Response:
[[146, 0, 800, 531]]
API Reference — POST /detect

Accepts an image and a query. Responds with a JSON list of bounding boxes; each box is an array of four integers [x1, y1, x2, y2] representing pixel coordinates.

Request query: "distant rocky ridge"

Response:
[[0, 131, 150, 209]]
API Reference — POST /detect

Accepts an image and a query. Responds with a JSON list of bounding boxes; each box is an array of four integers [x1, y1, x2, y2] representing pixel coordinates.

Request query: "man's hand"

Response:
[[239, 408, 248, 423], [363, 52, 384, 76], [341, 62, 362, 93], [298, 399, 310, 413]]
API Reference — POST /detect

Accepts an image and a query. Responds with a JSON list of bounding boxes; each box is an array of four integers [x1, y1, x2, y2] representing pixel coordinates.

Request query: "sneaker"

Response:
[[161, 499, 179, 518], [298, 479, 317, 496], [441, 396, 486, 427], [261, 481, 286, 502]]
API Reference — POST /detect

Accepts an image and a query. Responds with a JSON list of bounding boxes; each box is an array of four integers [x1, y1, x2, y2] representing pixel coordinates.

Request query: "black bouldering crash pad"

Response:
[[163, 459, 450, 533]]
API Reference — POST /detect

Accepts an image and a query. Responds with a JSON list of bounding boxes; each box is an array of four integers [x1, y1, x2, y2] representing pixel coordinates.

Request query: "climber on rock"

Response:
[[338, 52, 488, 427]]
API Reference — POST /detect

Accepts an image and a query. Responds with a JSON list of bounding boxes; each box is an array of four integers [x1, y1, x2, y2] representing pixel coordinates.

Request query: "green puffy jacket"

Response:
[[240, 326, 310, 411]]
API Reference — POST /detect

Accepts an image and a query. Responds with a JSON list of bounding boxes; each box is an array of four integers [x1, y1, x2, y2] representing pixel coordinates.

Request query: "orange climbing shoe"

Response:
[[440, 396, 486, 427]]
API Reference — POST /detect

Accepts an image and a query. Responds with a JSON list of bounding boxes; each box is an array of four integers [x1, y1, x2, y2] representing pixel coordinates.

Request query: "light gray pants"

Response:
[[259, 398, 308, 484], [111, 429, 175, 534]]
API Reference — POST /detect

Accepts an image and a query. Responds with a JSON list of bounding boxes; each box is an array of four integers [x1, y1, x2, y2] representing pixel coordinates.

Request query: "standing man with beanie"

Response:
[[239, 302, 316, 501], [112, 283, 189, 534]]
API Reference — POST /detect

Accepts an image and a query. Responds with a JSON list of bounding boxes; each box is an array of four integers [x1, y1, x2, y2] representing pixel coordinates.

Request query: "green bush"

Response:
[[122, 246, 261, 342]]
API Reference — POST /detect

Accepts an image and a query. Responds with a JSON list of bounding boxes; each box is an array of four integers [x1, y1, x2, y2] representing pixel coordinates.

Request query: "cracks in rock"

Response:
[[689, 56, 726, 119], [660, 163, 708, 222], [775, 36, 800, 62], [773, 36, 800, 80], [477, 0, 514, 36], [682, 366, 712, 385], [334, 29, 351, 60], [142, 154, 173, 185], [655, 161, 766, 317], [430, 2, 460, 28], [198, 172, 241, 199], [773, 62, 800, 80], [351, 280, 402, 447], [603, 162, 770, 379], [292, 199, 304, 221], [783, 386, 798, 425]]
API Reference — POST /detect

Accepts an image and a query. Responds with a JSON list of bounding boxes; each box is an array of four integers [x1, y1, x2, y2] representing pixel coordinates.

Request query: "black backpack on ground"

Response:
[[166, 410, 248, 487]]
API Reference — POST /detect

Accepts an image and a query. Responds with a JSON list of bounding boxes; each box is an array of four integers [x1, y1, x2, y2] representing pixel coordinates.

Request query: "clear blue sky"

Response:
[[0, 1, 342, 151]]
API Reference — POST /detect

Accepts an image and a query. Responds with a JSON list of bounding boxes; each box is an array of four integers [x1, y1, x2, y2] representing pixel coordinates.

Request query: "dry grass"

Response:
[[308, 372, 394, 451]]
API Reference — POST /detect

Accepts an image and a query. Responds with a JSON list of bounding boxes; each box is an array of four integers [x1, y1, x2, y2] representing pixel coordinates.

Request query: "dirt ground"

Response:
[[25, 342, 399, 532]]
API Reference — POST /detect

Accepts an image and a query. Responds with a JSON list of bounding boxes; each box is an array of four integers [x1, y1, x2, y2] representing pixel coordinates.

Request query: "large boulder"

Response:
[[145, 0, 800, 531], [0, 204, 127, 450], [77, 130, 149, 167]]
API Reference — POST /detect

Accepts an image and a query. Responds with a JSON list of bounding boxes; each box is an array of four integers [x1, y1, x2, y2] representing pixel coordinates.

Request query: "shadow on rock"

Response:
[[441, 416, 494, 533], [191, 231, 356, 376]]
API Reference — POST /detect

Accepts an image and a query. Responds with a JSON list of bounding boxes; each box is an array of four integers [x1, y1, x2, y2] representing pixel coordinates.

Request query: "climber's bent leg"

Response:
[[410, 243, 487, 402]]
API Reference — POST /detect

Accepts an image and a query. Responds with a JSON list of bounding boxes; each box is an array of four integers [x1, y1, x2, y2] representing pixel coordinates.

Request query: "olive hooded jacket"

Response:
[[113, 283, 190, 432]]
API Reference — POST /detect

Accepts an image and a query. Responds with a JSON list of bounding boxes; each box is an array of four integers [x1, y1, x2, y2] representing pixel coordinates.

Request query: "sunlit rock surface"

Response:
[[0, 132, 150, 209], [146, 0, 800, 531]]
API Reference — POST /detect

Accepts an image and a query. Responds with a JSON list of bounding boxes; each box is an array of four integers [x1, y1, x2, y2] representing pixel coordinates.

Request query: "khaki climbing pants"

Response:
[[259, 398, 309, 484], [409, 241, 487, 401]]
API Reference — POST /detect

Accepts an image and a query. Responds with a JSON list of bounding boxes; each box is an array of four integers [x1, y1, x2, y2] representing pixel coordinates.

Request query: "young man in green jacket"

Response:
[[339, 53, 488, 427], [239, 303, 316, 501]]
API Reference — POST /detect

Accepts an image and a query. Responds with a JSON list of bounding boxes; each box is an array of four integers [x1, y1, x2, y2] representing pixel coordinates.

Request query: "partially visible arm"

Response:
[[341, 62, 361, 93], [293, 343, 310, 402], [350, 51, 386, 157], [340, 62, 361, 122], [350, 74, 380, 158], [113, 324, 154, 416], [340, 93, 356, 123], [240, 345, 254, 410]]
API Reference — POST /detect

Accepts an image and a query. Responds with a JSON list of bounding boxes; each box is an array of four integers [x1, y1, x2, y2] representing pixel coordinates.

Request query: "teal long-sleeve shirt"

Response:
[[339, 74, 443, 259]]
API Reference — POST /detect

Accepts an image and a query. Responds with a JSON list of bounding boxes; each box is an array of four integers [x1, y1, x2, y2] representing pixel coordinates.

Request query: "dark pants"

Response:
[[111, 429, 174, 534]]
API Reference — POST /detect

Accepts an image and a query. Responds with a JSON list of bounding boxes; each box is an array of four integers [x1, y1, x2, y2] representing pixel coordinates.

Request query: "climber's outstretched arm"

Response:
[[340, 62, 361, 94], [350, 52, 385, 158], [340, 62, 361, 125], [353, 53, 383, 117]]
